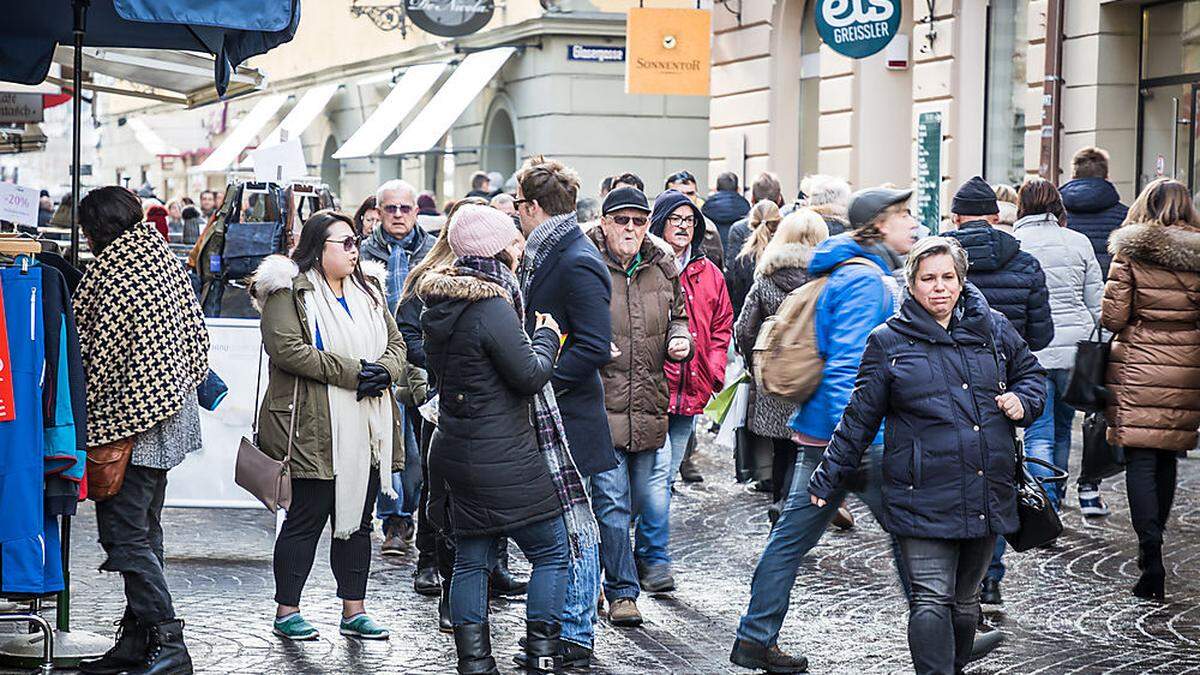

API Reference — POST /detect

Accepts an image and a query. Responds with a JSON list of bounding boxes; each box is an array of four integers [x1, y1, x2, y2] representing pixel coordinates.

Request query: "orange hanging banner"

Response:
[[625, 7, 711, 96]]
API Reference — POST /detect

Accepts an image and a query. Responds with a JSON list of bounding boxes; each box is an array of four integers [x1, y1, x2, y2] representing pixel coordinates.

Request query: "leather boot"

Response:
[[127, 619, 193, 675], [439, 580, 454, 633], [523, 621, 564, 673], [489, 538, 528, 597], [1133, 543, 1166, 601], [453, 623, 499, 675], [79, 607, 147, 675]]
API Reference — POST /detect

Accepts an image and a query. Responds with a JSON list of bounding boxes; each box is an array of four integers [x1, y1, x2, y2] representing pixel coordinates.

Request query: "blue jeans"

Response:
[[666, 413, 695, 487], [561, 543, 600, 648], [737, 444, 908, 647], [1024, 368, 1074, 509], [376, 413, 421, 521], [591, 446, 672, 601], [450, 516, 570, 626]]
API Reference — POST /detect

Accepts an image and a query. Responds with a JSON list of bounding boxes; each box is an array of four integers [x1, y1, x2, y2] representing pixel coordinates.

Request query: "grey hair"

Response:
[[904, 236, 969, 290], [490, 193, 515, 209], [802, 174, 852, 208], [376, 179, 417, 203], [575, 197, 600, 223]]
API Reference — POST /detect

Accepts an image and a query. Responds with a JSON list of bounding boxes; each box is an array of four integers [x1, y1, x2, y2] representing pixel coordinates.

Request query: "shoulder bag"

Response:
[[1063, 322, 1113, 412], [234, 346, 298, 512], [87, 436, 135, 501]]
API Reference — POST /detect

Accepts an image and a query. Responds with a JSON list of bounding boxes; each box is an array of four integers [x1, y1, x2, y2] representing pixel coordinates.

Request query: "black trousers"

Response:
[[771, 437, 799, 506], [416, 418, 457, 580], [95, 464, 175, 625], [273, 471, 380, 606], [1125, 447, 1180, 549]]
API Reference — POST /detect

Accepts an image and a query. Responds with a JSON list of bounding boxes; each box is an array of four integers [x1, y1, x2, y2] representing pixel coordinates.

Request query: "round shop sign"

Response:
[[406, 0, 495, 38], [815, 0, 902, 59]]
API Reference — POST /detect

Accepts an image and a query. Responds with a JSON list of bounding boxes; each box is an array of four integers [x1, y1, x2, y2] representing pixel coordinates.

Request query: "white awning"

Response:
[[385, 48, 515, 156], [193, 94, 288, 173], [261, 83, 340, 148], [126, 117, 179, 156], [51, 47, 266, 108], [333, 62, 447, 159]]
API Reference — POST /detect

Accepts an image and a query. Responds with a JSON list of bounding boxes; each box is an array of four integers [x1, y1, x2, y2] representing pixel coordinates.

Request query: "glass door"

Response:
[[1138, 83, 1195, 190]]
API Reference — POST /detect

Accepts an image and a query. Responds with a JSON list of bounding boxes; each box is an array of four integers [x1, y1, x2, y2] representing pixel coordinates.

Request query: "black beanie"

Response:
[[951, 176, 999, 216]]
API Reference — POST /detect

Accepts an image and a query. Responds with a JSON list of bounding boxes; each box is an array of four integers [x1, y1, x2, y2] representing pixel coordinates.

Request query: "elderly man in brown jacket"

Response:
[[586, 186, 693, 627]]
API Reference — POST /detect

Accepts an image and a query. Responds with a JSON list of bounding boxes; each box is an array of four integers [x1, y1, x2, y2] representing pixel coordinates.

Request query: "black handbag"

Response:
[[1079, 411, 1126, 483], [1063, 323, 1112, 412], [1005, 439, 1069, 552]]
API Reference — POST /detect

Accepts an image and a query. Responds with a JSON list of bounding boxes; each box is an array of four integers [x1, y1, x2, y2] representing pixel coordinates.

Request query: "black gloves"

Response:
[[356, 360, 393, 401]]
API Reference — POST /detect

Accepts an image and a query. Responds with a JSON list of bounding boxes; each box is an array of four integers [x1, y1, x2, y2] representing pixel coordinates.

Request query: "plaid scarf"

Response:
[[366, 226, 419, 313], [519, 211, 579, 293], [454, 255, 599, 558]]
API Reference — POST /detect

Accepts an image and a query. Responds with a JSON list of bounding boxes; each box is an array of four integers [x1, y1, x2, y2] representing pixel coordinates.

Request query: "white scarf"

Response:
[[303, 270, 396, 538]]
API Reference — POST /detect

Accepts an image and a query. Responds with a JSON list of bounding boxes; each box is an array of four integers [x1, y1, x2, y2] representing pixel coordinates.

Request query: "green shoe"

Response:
[[273, 613, 319, 641], [340, 614, 390, 640]]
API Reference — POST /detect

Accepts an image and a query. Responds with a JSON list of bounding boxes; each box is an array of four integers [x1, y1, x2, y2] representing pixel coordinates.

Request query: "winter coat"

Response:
[[701, 189, 751, 253], [523, 224, 617, 476], [251, 256, 412, 479], [1013, 213, 1103, 370], [724, 217, 756, 318], [360, 225, 435, 359], [808, 284, 1047, 539], [587, 226, 694, 452], [651, 190, 734, 416], [788, 234, 896, 443], [734, 243, 815, 439], [419, 268, 563, 536], [810, 203, 849, 237], [944, 220, 1054, 351], [1102, 221, 1200, 452], [1061, 177, 1128, 278]]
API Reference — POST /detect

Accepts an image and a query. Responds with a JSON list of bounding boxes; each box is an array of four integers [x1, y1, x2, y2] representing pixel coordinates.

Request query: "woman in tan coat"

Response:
[[1102, 178, 1200, 601]]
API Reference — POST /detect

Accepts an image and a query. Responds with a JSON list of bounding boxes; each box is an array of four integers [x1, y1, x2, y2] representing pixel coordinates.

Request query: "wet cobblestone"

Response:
[[3, 430, 1198, 673]]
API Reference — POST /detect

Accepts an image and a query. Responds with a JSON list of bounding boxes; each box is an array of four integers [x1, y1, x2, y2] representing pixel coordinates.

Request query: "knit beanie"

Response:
[[951, 176, 1000, 216], [448, 204, 518, 258]]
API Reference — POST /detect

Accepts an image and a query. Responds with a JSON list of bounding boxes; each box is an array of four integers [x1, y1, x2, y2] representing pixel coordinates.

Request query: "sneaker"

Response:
[[381, 529, 404, 557], [980, 577, 1002, 606], [729, 638, 808, 673], [273, 613, 319, 641], [607, 598, 643, 627], [1079, 484, 1110, 517], [339, 614, 390, 640]]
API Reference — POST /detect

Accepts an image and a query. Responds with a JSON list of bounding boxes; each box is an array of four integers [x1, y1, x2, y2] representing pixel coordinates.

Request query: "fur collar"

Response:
[[1109, 222, 1200, 273], [757, 243, 812, 277], [416, 267, 510, 303], [250, 255, 392, 308]]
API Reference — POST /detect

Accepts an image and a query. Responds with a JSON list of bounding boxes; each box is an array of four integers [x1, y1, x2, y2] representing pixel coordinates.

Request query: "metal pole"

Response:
[[69, 0, 90, 267], [1172, 97, 1180, 179], [57, 518, 71, 631], [1038, 0, 1065, 182]]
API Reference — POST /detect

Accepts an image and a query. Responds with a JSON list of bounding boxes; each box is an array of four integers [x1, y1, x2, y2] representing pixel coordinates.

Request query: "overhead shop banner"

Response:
[[626, 8, 711, 96], [815, 0, 902, 59]]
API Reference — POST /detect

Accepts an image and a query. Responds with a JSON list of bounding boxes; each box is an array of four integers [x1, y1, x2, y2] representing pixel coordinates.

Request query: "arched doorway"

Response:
[[481, 107, 517, 180], [320, 135, 341, 201]]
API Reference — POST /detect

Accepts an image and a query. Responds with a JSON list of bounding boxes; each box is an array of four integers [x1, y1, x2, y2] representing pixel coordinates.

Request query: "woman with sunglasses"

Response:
[[251, 210, 414, 642]]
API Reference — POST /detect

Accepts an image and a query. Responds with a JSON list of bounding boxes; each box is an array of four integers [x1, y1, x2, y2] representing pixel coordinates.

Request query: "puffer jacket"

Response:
[[944, 220, 1054, 351], [651, 190, 734, 416], [587, 226, 694, 452], [1013, 213, 1103, 369], [419, 267, 563, 536], [701, 189, 751, 252], [1102, 221, 1200, 452], [1061, 177, 1128, 278], [735, 243, 815, 439], [250, 256, 414, 479], [808, 284, 1047, 539]]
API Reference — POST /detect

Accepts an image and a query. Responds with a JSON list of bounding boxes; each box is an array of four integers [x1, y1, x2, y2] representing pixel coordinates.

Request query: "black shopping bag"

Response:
[[1079, 411, 1125, 483], [1063, 324, 1112, 412]]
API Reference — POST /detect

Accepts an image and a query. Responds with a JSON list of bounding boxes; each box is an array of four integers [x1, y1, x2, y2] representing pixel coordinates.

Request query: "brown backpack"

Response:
[[752, 257, 877, 402]]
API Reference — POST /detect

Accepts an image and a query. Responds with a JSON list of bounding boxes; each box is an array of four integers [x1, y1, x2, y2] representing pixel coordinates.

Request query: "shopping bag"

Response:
[[1079, 411, 1125, 482], [713, 379, 750, 449], [704, 371, 750, 425], [1063, 324, 1111, 412]]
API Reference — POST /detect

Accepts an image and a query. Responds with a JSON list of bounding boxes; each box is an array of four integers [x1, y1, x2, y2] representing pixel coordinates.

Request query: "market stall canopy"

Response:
[[0, 0, 300, 99], [193, 94, 289, 173], [261, 83, 340, 148], [333, 63, 447, 159], [48, 46, 266, 108]]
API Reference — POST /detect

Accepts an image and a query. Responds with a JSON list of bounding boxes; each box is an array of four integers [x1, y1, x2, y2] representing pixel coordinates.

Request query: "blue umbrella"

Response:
[[0, 0, 301, 263]]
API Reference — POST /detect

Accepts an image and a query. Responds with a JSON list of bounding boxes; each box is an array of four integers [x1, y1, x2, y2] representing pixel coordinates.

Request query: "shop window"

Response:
[[983, 0, 1029, 188], [1142, 0, 1200, 81]]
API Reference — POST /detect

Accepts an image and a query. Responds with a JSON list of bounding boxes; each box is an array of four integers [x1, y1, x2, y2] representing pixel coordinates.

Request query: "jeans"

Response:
[[591, 446, 672, 601], [665, 414, 695, 487], [95, 464, 175, 625], [898, 535, 996, 675], [1125, 447, 1180, 548], [450, 516, 570, 626], [1024, 368, 1074, 509], [376, 411, 422, 522], [987, 538, 1007, 583], [736, 444, 909, 647], [561, 543, 601, 648]]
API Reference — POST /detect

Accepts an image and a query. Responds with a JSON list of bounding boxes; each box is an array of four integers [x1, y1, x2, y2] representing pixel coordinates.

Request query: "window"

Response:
[[1141, 0, 1200, 81], [983, 0, 1030, 188]]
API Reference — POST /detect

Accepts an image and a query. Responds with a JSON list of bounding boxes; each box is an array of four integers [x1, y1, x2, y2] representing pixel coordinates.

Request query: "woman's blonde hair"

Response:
[[1125, 178, 1199, 228], [738, 199, 783, 261], [756, 208, 829, 275], [401, 197, 489, 301]]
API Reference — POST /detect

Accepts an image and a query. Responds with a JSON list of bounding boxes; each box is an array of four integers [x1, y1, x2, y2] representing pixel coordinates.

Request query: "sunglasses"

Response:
[[610, 214, 648, 227], [325, 236, 360, 252], [382, 203, 415, 215]]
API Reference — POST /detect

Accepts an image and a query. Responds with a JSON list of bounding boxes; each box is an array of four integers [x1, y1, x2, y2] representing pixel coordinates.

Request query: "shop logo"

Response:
[[815, 0, 902, 59], [405, 0, 494, 38]]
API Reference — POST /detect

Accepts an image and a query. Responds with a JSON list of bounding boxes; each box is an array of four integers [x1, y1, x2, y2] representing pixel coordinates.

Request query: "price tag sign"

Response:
[[0, 183, 40, 227], [0, 280, 15, 422]]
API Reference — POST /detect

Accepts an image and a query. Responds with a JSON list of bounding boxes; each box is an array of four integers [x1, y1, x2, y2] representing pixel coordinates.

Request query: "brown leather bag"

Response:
[[87, 437, 135, 501], [234, 349, 297, 512]]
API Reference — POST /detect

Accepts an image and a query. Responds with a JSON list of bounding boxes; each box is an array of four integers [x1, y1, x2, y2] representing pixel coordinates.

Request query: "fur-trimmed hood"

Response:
[[250, 254, 390, 309], [757, 242, 813, 277], [415, 266, 510, 304], [1109, 221, 1200, 273]]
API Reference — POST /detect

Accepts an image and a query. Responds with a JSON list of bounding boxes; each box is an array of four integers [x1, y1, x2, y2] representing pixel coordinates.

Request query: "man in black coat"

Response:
[[701, 171, 751, 251], [1059, 146, 1128, 279]]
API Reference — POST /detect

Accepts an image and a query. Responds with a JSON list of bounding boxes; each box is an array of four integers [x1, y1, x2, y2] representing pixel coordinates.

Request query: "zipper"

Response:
[[912, 438, 923, 488], [957, 343, 992, 528], [671, 269, 697, 414], [29, 287, 36, 341]]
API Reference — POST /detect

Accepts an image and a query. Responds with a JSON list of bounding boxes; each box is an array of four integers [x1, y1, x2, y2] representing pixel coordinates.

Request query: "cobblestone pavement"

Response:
[[3, 431, 1198, 674]]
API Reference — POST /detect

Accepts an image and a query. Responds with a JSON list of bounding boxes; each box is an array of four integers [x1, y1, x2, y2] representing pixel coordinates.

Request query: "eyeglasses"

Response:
[[666, 214, 696, 227], [512, 198, 528, 208], [609, 214, 648, 228], [325, 236, 360, 252], [382, 203, 415, 215]]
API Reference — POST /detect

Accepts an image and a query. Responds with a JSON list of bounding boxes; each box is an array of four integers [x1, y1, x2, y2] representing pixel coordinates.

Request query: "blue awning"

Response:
[[0, 0, 299, 97]]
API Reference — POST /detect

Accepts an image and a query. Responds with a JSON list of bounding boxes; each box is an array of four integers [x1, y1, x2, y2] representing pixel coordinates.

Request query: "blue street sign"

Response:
[[814, 0, 902, 59]]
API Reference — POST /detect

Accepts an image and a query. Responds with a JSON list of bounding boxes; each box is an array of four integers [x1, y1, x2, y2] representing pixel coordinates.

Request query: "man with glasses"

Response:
[[665, 169, 726, 271], [587, 186, 693, 627]]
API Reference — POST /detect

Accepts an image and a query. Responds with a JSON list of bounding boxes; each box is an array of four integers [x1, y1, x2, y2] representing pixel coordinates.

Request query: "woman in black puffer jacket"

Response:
[[808, 237, 1046, 675]]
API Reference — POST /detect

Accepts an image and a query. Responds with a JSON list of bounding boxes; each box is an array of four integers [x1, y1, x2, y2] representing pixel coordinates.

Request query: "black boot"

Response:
[[453, 623, 499, 675], [489, 538, 528, 597], [729, 638, 808, 673], [128, 619, 193, 675], [1133, 543, 1166, 601], [414, 565, 442, 597], [522, 621, 564, 673], [78, 607, 147, 675], [980, 577, 1002, 605], [439, 581, 454, 634], [516, 637, 592, 670]]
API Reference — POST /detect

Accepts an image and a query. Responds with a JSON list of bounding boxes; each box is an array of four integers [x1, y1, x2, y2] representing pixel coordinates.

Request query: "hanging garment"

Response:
[[41, 264, 85, 481]]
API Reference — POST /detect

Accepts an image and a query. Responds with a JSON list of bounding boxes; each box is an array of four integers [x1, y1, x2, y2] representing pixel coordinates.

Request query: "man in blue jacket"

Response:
[[1060, 146, 1128, 278]]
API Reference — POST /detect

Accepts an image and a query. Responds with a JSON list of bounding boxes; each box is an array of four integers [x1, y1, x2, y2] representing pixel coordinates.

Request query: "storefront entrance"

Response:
[[1138, 0, 1200, 191]]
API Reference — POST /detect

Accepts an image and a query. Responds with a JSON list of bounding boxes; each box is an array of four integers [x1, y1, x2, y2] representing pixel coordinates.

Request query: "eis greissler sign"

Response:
[[815, 0, 902, 59]]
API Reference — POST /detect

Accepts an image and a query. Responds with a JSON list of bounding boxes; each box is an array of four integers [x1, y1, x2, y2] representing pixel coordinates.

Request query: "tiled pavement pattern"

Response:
[[3, 432, 1198, 674]]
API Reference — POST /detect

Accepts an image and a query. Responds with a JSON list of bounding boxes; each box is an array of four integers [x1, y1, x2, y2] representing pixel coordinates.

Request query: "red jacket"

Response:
[[665, 254, 733, 415]]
